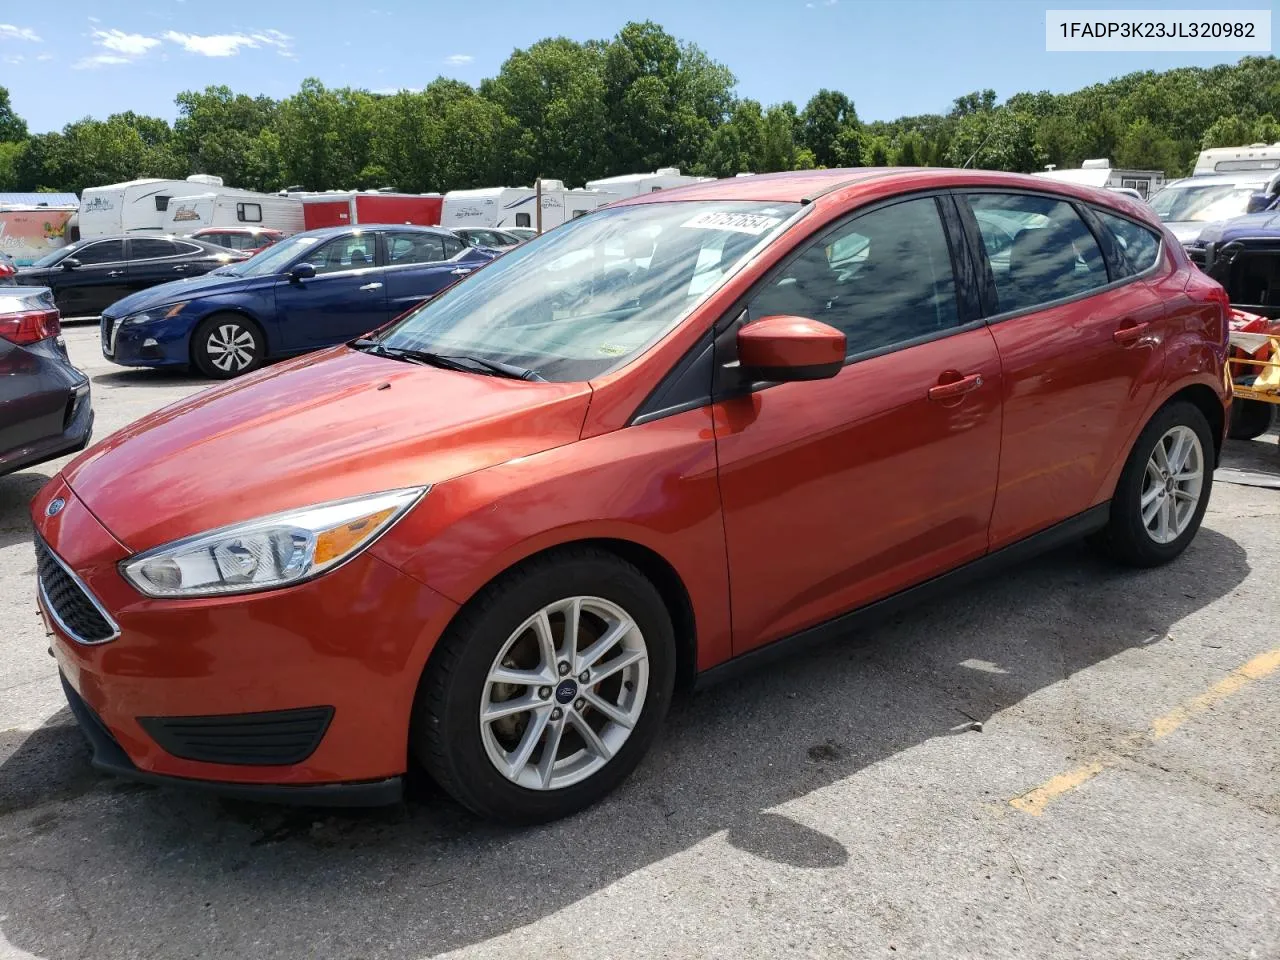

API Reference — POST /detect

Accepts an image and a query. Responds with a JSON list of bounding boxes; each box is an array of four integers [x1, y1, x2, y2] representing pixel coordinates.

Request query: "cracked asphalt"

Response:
[[1, 325, 1277, 959]]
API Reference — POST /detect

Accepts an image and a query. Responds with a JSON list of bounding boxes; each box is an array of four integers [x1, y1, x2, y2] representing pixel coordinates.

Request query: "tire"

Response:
[[192, 314, 265, 379], [1092, 400, 1214, 568], [1227, 399, 1273, 441], [413, 548, 676, 824]]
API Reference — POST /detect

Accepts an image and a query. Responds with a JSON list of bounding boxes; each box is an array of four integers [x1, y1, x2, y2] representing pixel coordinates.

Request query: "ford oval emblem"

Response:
[[45, 498, 65, 518]]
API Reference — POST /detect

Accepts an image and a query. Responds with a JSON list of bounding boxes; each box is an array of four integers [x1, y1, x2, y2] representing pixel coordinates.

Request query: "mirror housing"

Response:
[[737, 315, 846, 382], [289, 262, 316, 281], [60, 258, 80, 271], [1246, 192, 1271, 214]]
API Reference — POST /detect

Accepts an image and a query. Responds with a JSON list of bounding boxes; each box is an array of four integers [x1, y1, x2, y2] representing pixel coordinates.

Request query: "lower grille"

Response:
[[138, 707, 335, 766], [35, 536, 118, 644]]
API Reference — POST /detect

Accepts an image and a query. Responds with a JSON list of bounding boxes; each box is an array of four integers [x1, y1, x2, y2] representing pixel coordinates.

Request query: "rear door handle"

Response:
[[106, 270, 124, 277], [1113, 321, 1150, 345], [450, 267, 473, 275], [928, 373, 984, 401], [359, 282, 383, 291]]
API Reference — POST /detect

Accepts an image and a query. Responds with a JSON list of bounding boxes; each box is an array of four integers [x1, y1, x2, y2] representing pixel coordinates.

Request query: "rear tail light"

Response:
[[0, 308, 61, 346]]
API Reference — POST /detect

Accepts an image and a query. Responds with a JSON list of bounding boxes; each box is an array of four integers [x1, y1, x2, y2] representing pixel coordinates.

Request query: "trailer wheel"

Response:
[[1227, 399, 1273, 441]]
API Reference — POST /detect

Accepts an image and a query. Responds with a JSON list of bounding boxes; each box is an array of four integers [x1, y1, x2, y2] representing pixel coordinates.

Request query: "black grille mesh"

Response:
[[35, 537, 115, 643], [138, 707, 335, 766]]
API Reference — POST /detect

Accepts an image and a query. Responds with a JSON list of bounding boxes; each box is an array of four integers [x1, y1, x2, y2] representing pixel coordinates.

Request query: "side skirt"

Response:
[[693, 503, 1111, 691]]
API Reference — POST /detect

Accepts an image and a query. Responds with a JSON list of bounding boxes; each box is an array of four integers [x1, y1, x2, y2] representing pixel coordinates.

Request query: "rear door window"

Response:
[[385, 232, 448, 265], [966, 193, 1109, 315], [130, 238, 180, 261], [1094, 210, 1162, 274]]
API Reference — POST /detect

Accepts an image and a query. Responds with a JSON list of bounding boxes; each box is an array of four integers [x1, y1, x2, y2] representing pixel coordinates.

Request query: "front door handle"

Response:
[[106, 270, 124, 277], [359, 282, 383, 291], [450, 267, 473, 275], [928, 373, 984, 401], [1113, 321, 1150, 345]]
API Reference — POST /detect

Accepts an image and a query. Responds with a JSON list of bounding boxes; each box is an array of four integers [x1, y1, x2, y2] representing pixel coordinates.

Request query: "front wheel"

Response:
[[192, 314, 265, 379], [413, 549, 676, 824], [1092, 400, 1214, 567]]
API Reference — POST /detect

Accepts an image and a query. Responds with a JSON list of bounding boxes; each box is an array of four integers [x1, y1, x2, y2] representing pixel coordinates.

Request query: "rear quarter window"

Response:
[[1095, 210, 1162, 274]]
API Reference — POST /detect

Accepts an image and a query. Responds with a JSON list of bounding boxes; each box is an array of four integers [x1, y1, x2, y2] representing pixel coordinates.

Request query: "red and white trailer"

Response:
[[297, 191, 444, 230]]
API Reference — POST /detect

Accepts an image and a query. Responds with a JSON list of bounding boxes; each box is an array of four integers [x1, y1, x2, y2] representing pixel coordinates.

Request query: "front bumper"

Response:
[[101, 313, 193, 368], [32, 477, 460, 802]]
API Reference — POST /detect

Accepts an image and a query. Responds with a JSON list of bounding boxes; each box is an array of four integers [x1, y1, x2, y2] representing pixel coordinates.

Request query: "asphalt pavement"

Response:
[[0, 324, 1276, 960]]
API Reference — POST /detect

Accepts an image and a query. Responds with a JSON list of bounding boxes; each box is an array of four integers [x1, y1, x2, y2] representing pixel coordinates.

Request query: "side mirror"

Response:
[[289, 262, 316, 281], [737, 315, 846, 382], [1245, 192, 1270, 214], [61, 258, 81, 271]]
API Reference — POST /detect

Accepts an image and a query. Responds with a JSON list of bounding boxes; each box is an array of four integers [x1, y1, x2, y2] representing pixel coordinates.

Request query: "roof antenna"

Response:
[[963, 127, 997, 169]]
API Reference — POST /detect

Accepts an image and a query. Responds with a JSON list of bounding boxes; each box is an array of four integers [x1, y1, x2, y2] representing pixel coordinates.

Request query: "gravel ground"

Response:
[[1, 324, 1277, 960]]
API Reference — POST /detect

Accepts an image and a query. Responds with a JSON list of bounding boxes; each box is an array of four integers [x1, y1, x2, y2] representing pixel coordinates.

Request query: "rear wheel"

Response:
[[192, 314, 265, 379], [1227, 399, 1273, 440], [413, 549, 676, 824], [1092, 400, 1214, 567]]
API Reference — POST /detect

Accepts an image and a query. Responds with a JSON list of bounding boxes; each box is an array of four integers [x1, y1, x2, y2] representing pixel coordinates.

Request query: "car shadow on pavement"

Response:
[[0, 529, 1250, 960], [0, 472, 49, 550], [91, 367, 215, 389]]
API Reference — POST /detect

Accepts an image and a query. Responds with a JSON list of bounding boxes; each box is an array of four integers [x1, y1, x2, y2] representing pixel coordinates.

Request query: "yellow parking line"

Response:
[[1009, 647, 1280, 816]]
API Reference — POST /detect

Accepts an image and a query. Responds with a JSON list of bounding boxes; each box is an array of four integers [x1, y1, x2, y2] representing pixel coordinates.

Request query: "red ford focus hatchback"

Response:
[[33, 169, 1230, 823]]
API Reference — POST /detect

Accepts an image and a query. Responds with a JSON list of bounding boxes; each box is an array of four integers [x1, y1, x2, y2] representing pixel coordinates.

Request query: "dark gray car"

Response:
[[0, 287, 93, 477]]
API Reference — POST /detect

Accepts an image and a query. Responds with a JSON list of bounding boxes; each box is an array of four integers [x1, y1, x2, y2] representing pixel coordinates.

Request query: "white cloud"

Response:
[[73, 53, 132, 69], [373, 85, 422, 95], [162, 29, 293, 58], [444, 53, 473, 65], [36, 52, 54, 61], [0, 23, 40, 42], [3, 54, 23, 65], [92, 28, 161, 56]]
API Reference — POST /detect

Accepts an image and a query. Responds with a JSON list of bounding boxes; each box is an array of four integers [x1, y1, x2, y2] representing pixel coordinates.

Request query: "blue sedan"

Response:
[[100, 226, 495, 378]]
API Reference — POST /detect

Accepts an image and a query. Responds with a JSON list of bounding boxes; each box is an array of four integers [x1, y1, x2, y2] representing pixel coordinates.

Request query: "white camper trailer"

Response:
[[1036, 159, 1165, 199], [1193, 142, 1280, 177], [162, 189, 305, 236], [440, 181, 619, 232], [78, 175, 225, 237], [584, 167, 706, 198]]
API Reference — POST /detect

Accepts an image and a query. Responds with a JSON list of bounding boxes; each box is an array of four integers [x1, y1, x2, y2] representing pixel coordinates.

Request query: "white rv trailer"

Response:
[[78, 175, 225, 237], [1036, 159, 1165, 199], [584, 167, 707, 198], [440, 181, 619, 232], [1193, 142, 1280, 177], [161, 189, 305, 236]]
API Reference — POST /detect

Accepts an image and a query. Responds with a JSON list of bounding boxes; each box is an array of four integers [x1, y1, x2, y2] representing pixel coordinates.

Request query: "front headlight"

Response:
[[120, 487, 427, 598], [125, 302, 187, 325]]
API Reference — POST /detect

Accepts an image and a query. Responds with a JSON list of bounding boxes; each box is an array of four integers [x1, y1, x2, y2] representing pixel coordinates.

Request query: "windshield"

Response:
[[227, 233, 326, 277], [374, 200, 801, 382], [30, 242, 79, 268], [1148, 183, 1262, 223]]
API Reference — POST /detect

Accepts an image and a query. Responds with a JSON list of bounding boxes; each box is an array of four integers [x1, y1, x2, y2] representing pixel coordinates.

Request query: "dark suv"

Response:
[[0, 287, 93, 477]]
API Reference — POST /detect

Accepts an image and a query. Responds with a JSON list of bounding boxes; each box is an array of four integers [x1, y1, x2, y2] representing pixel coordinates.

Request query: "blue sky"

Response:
[[0, 0, 1270, 134]]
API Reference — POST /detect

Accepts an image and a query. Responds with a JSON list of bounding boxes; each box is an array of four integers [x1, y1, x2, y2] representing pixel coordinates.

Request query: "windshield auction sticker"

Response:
[[1046, 9, 1271, 51], [682, 211, 783, 235]]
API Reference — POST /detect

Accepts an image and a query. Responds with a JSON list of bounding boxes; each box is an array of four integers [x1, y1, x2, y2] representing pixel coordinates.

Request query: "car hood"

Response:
[[1196, 211, 1280, 244], [103, 270, 264, 317], [62, 346, 593, 552], [1166, 220, 1214, 244]]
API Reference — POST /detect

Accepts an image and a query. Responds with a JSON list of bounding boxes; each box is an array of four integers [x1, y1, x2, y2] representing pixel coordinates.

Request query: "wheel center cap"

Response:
[[554, 679, 578, 704], [1165, 477, 1175, 494]]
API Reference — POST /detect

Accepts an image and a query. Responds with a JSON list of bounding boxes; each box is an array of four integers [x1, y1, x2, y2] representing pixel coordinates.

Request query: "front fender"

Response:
[[370, 406, 734, 672]]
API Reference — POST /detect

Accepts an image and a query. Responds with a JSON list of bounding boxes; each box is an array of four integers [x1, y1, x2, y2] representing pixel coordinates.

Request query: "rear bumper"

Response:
[[0, 380, 93, 477], [60, 674, 403, 806]]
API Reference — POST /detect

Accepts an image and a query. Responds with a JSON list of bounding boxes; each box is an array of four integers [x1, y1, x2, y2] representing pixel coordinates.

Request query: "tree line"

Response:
[[1, 22, 1278, 198]]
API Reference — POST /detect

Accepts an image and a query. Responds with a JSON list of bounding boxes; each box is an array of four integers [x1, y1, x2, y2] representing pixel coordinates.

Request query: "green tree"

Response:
[[0, 86, 28, 142], [800, 89, 858, 167], [173, 86, 280, 188], [1116, 117, 1179, 172], [760, 102, 799, 171], [946, 108, 1044, 172]]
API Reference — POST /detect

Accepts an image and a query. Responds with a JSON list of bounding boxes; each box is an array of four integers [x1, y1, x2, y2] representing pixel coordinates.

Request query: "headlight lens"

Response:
[[125, 303, 186, 325], [120, 487, 426, 598]]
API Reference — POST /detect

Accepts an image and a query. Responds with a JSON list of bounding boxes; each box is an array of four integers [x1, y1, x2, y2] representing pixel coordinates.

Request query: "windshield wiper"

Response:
[[351, 340, 545, 381]]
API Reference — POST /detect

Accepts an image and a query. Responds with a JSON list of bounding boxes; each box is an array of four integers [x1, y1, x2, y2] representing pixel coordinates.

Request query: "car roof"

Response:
[[192, 226, 281, 234], [614, 167, 1160, 225], [300, 224, 457, 240], [1162, 173, 1272, 188]]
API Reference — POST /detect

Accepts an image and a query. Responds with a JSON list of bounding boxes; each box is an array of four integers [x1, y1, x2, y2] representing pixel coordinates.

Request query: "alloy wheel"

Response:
[[1141, 424, 1203, 544], [479, 596, 649, 791], [206, 323, 257, 373]]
